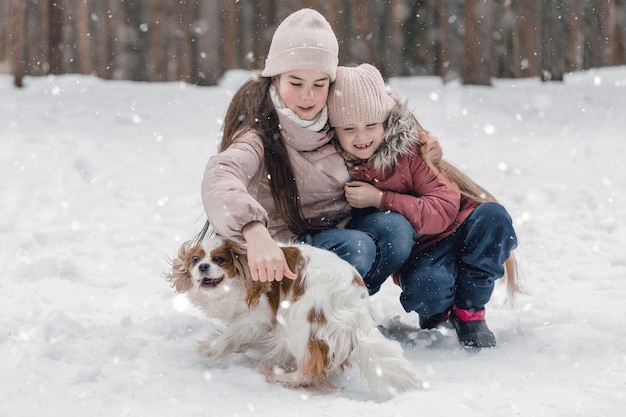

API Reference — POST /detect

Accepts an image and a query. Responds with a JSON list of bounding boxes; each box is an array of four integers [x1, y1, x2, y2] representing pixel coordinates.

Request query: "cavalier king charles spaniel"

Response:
[[167, 234, 422, 399]]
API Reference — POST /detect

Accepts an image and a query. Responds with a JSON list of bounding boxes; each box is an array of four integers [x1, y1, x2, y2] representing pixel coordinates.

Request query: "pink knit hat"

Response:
[[328, 64, 396, 127], [261, 9, 339, 81]]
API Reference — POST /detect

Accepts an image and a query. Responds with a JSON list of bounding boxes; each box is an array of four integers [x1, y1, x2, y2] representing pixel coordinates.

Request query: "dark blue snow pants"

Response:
[[398, 202, 518, 316], [302, 210, 416, 295]]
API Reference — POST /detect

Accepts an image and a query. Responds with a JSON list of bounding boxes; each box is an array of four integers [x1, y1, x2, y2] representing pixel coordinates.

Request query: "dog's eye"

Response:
[[212, 256, 225, 264], [191, 256, 200, 264]]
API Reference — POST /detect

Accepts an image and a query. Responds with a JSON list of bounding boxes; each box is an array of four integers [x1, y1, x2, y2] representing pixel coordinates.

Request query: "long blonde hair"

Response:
[[412, 115, 521, 301]]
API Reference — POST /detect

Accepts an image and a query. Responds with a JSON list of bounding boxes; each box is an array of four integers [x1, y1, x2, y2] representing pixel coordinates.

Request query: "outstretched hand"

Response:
[[242, 222, 298, 282]]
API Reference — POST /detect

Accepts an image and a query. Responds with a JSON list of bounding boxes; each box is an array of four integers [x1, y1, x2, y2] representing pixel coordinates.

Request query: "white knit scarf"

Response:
[[269, 85, 329, 132]]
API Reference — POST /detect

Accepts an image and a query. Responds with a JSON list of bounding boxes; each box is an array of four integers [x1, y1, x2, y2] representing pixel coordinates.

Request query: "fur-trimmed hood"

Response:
[[336, 99, 426, 172]]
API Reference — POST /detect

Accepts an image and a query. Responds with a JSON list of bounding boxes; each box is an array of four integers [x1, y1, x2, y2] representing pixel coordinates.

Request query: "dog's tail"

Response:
[[351, 326, 423, 399]]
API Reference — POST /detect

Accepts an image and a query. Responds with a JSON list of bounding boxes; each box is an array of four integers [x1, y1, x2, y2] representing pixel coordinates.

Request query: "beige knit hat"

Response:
[[261, 9, 339, 81], [328, 64, 396, 127]]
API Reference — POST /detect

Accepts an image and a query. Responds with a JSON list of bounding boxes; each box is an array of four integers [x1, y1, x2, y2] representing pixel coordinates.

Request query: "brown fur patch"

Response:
[[302, 338, 330, 380], [209, 243, 240, 279], [264, 247, 306, 316], [307, 308, 327, 326], [213, 240, 272, 308], [281, 247, 306, 302], [281, 247, 304, 276]]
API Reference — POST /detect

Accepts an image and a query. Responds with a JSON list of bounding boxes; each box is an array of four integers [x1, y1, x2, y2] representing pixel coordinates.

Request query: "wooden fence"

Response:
[[1, 0, 625, 87]]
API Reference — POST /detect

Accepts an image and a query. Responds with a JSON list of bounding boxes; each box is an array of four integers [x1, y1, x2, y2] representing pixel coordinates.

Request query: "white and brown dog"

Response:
[[167, 234, 422, 399]]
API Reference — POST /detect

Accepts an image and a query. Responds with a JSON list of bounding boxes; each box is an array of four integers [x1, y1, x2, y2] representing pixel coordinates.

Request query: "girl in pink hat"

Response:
[[328, 64, 519, 348], [201, 9, 442, 287]]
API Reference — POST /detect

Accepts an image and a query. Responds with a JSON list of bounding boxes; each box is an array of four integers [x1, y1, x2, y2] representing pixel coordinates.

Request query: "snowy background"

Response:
[[1, 66, 625, 416]]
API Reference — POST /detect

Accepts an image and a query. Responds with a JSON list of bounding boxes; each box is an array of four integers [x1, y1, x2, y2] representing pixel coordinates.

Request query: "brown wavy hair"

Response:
[[219, 75, 326, 236]]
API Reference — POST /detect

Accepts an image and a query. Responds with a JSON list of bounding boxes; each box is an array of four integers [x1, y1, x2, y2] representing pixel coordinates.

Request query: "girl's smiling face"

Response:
[[334, 121, 386, 160], [277, 69, 330, 120]]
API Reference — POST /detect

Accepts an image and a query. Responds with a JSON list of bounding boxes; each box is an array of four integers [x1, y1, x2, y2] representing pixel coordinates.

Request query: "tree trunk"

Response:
[[76, 0, 91, 75], [148, 0, 166, 81], [47, 0, 64, 74], [499, 0, 518, 78], [520, 0, 538, 77], [568, 0, 582, 72], [462, 0, 495, 85], [102, 0, 116, 79], [253, 0, 269, 70], [350, 0, 376, 67], [222, 0, 238, 71], [9, 0, 25, 87], [614, 0, 625, 65], [600, 0, 619, 66], [385, 0, 403, 77], [437, 0, 451, 81], [193, 0, 222, 85], [40, 0, 50, 74], [333, 0, 352, 67]]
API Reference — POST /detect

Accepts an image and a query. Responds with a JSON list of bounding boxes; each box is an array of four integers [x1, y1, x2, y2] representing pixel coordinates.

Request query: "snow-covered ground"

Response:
[[1, 66, 625, 416]]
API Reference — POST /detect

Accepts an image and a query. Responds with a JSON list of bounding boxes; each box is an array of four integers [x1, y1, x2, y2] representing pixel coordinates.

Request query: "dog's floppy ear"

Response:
[[224, 239, 272, 307], [167, 241, 194, 293], [224, 239, 250, 279]]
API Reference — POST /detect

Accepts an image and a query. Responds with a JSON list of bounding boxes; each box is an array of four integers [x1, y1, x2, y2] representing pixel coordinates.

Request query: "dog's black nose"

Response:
[[198, 263, 210, 273]]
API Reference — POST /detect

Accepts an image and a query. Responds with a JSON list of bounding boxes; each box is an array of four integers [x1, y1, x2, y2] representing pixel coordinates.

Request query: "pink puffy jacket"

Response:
[[202, 113, 352, 242]]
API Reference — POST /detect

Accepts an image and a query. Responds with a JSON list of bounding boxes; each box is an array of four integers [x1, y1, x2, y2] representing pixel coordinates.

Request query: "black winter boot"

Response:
[[418, 309, 451, 330], [449, 306, 496, 348]]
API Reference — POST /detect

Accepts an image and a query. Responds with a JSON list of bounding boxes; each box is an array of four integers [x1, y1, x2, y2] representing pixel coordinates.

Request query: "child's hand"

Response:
[[345, 181, 383, 209]]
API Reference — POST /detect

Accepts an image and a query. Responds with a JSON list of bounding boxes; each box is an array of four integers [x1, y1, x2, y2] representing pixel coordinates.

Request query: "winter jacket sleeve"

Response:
[[201, 131, 269, 241], [378, 155, 460, 236]]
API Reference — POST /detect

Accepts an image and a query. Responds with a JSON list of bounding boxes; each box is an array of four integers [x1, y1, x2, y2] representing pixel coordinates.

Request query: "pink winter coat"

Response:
[[202, 112, 351, 243], [341, 103, 478, 252]]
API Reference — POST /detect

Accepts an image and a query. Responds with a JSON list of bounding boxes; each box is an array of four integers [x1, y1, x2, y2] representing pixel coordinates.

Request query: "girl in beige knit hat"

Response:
[[202, 9, 442, 288], [328, 64, 519, 349]]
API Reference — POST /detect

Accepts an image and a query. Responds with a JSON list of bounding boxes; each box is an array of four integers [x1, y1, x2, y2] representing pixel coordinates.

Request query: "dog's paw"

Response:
[[264, 365, 298, 386], [197, 337, 227, 358]]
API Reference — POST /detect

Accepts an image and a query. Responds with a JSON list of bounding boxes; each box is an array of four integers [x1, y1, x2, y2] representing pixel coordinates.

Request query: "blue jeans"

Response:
[[301, 210, 416, 295], [398, 202, 517, 316]]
